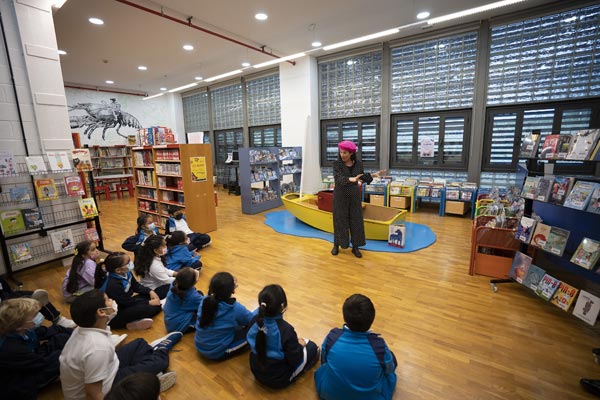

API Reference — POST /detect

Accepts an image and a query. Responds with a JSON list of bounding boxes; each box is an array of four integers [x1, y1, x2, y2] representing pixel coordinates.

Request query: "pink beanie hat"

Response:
[[338, 141, 357, 153]]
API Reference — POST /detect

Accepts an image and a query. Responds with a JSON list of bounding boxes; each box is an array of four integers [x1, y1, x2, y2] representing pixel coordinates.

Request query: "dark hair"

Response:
[[199, 272, 236, 328], [95, 252, 129, 288], [343, 294, 375, 332], [255, 284, 287, 368], [66, 241, 95, 294], [168, 205, 182, 215], [104, 372, 160, 400], [166, 231, 187, 247], [70, 289, 106, 328], [134, 235, 166, 278], [171, 267, 197, 301], [136, 215, 153, 234], [337, 151, 357, 162]]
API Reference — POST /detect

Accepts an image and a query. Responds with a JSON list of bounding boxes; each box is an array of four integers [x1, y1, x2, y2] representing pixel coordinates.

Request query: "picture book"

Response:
[[9, 242, 32, 263], [25, 156, 47, 174], [531, 223, 552, 249], [71, 149, 93, 172], [535, 273, 561, 301], [544, 226, 570, 256], [46, 151, 71, 172], [571, 238, 600, 270], [0, 150, 15, 176], [540, 134, 561, 159], [34, 178, 58, 200], [388, 224, 405, 248], [534, 176, 554, 202], [521, 176, 540, 200], [549, 176, 574, 206], [50, 229, 75, 253], [550, 282, 579, 311], [563, 181, 597, 210], [518, 131, 541, 159], [516, 216, 537, 243], [84, 227, 99, 242], [64, 176, 85, 196], [78, 198, 98, 219], [567, 129, 600, 160], [522, 264, 546, 291], [0, 209, 26, 235], [21, 208, 43, 230], [586, 187, 600, 214], [555, 135, 573, 159], [572, 290, 600, 326], [9, 187, 31, 202], [509, 251, 532, 284]]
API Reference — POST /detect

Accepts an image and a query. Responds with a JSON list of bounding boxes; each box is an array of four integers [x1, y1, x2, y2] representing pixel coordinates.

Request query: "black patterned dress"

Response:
[[332, 159, 373, 249]]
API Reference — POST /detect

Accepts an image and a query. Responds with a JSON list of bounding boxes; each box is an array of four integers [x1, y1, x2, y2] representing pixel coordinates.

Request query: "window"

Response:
[[320, 117, 379, 167], [250, 125, 282, 147], [390, 110, 471, 170], [214, 129, 243, 165], [211, 84, 243, 130], [246, 74, 281, 126], [182, 92, 210, 133]]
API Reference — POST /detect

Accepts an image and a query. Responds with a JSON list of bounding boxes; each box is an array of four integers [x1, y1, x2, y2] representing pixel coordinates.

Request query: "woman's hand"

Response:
[[349, 174, 363, 183], [373, 169, 386, 178]]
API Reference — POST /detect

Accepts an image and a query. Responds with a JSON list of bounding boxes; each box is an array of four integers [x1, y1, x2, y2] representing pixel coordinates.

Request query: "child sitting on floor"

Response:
[[122, 215, 159, 255], [62, 240, 100, 302], [163, 267, 203, 333], [134, 235, 176, 299], [167, 206, 211, 251], [165, 231, 202, 272]]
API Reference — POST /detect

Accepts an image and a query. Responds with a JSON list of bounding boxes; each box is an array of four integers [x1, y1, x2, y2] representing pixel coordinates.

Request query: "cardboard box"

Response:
[[369, 194, 385, 206], [445, 200, 470, 215], [390, 196, 410, 209]]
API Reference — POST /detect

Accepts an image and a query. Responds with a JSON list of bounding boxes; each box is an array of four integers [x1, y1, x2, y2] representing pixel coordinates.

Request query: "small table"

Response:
[[93, 174, 134, 200]]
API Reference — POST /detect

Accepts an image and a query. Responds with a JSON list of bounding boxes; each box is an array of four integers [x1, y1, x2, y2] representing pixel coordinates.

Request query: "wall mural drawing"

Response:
[[68, 98, 142, 140]]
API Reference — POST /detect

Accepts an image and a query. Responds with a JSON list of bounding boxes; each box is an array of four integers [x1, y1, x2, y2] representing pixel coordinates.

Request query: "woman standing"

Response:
[[332, 141, 383, 258]]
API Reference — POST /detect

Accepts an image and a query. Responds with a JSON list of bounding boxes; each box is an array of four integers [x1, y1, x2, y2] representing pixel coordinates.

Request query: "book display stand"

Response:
[[388, 182, 415, 212], [362, 180, 389, 207]]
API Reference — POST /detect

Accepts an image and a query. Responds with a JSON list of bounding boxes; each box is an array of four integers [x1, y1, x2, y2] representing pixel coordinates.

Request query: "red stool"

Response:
[[95, 185, 111, 200], [116, 183, 134, 199]]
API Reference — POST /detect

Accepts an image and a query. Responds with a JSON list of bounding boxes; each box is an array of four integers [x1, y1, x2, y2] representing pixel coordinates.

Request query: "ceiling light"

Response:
[[417, 11, 430, 19], [57, 49, 67, 55], [241, 62, 251, 67], [427, 0, 526, 25], [143, 93, 165, 100], [88, 17, 104, 25], [137, 65, 147, 71], [253, 52, 306, 69], [183, 44, 194, 51], [51, 0, 67, 8], [311, 41, 322, 47], [255, 12, 268, 21], [205, 69, 243, 82], [160, 87, 167, 91], [194, 76, 203, 81], [168, 83, 198, 93], [323, 28, 400, 51], [105, 80, 114, 84]]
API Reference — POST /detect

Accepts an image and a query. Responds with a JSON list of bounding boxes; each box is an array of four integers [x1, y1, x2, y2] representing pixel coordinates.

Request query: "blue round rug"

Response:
[[264, 210, 436, 253]]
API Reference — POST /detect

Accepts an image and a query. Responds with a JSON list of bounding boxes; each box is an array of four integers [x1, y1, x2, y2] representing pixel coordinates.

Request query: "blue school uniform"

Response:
[[165, 245, 200, 272], [163, 286, 203, 333]]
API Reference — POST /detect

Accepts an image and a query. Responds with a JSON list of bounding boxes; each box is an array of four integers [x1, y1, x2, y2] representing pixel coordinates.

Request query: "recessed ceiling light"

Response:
[[160, 87, 167, 91], [105, 80, 114, 84], [57, 49, 67, 55], [138, 65, 147, 71], [88, 17, 104, 25], [311, 41, 322, 47], [194, 76, 203, 81], [255, 12, 268, 21], [241, 62, 251, 67], [183, 44, 194, 51], [417, 11, 430, 19]]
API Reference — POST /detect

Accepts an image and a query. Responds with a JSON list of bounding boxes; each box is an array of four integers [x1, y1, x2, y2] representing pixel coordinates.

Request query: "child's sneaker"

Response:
[[150, 331, 183, 352], [56, 316, 77, 328], [111, 334, 128, 347], [125, 318, 153, 330], [201, 240, 212, 248], [157, 371, 177, 392], [31, 289, 50, 306]]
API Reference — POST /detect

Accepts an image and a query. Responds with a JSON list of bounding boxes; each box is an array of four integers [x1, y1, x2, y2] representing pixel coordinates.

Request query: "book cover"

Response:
[[34, 178, 58, 200], [71, 149, 93, 172], [586, 187, 600, 214], [84, 227, 99, 242], [544, 226, 570, 256], [9, 187, 31, 202], [0, 209, 26, 235], [531, 223, 552, 249], [567, 129, 600, 160], [25, 156, 47, 174], [46, 151, 72, 172], [78, 198, 98, 218], [535, 273, 561, 301], [50, 229, 75, 252], [550, 281, 579, 311], [521, 176, 540, 200], [21, 208, 43, 230], [592, 140, 600, 161], [388, 224, 405, 248], [509, 251, 532, 284], [571, 238, 600, 270], [563, 181, 597, 210], [572, 290, 600, 326], [549, 176, 574, 206], [0, 150, 16, 176], [555, 135, 573, 159], [522, 264, 546, 291], [516, 216, 537, 243], [540, 134, 561, 159], [535, 176, 554, 202], [64, 176, 85, 196], [519, 131, 541, 159], [9, 243, 32, 262]]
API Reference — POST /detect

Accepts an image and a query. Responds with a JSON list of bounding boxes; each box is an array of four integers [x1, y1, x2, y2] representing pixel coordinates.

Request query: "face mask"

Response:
[[31, 312, 44, 327], [174, 214, 183, 220], [100, 301, 118, 322], [146, 223, 156, 230], [127, 261, 135, 271]]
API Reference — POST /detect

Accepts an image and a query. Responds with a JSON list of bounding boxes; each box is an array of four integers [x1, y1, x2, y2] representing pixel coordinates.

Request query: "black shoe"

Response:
[[581, 379, 600, 397], [352, 247, 362, 258], [331, 245, 339, 256]]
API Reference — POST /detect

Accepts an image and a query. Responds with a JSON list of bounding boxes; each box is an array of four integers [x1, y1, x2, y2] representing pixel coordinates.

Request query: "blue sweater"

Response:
[[194, 298, 255, 359], [165, 245, 200, 272], [163, 286, 203, 333], [314, 326, 397, 400]]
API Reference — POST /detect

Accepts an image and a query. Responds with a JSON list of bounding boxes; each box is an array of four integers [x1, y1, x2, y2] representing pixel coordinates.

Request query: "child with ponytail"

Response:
[[165, 231, 202, 272], [163, 267, 204, 333], [194, 272, 256, 360], [62, 240, 100, 302], [134, 235, 176, 299], [247, 284, 319, 389]]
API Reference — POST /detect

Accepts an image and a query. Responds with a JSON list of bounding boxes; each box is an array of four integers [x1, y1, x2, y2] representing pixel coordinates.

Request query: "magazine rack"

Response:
[[469, 216, 521, 279]]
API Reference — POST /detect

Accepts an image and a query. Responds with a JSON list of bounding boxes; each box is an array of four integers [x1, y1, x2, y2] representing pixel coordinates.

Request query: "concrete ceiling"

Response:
[[52, 0, 557, 95]]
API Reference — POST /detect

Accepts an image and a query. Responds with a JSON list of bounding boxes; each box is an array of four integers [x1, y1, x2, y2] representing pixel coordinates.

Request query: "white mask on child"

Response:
[[31, 312, 44, 327], [101, 301, 118, 322], [147, 223, 156, 230], [127, 261, 135, 271]]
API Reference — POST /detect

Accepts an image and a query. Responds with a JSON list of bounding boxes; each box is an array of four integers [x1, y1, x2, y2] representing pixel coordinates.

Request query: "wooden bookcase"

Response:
[[90, 146, 132, 190]]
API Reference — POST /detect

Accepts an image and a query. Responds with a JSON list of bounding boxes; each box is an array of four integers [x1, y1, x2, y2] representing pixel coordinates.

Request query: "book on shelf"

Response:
[[46, 151, 71, 172], [509, 251, 532, 284], [84, 227, 99, 242], [9, 242, 32, 262], [563, 181, 598, 210], [572, 290, 600, 326], [571, 238, 600, 270], [549, 176, 574, 206], [0, 150, 15, 175], [566, 129, 600, 160], [535, 273, 561, 301], [555, 135, 573, 159], [516, 216, 537, 243], [586, 187, 600, 214], [534, 176, 554, 202], [64, 176, 85, 196], [21, 208, 43, 230], [78, 198, 99, 219], [50, 229, 75, 252], [34, 178, 58, 200], [1, 209, 26, 234], [8, 187, 31, 202], [521, 176, 540, 200], [544, 226, 570, 256], [530, 223, 552, 249], [522, 264, 546, 291], [71, 149, 93, 172], [519, 131, 541, 159], [550, 281, 579, 312], [25, 156, 47, 174], [541, 134, 561, 159]]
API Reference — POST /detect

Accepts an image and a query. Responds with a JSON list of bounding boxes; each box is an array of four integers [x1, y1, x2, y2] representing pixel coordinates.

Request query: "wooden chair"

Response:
[[116, 182, 134, 199], [95, 185, 111, 200]]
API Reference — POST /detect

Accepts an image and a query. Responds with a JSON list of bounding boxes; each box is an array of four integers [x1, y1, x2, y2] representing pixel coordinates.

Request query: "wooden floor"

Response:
[[14, 189, 599, 400]]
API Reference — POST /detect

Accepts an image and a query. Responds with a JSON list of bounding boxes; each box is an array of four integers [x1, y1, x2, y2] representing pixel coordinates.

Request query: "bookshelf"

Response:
[[362, 180, 389, 207], [90, 145, 132, 178], [388, 181, 415, 211], [238, 147, 282, 215], [278, 147, 302, 196]]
